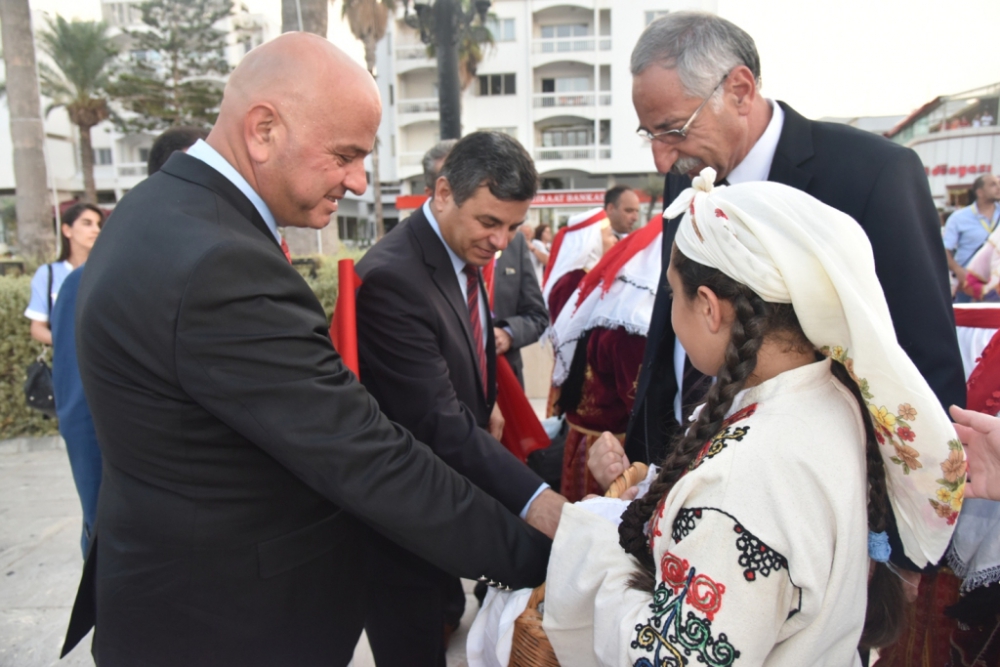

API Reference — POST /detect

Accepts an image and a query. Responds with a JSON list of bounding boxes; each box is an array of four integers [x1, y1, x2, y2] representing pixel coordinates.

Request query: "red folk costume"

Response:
[[549, 216, 663, 501], [542, 208, 610, 323]]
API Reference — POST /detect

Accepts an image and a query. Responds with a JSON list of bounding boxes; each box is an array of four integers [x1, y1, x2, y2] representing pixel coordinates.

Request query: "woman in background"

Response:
[[529, 223, 552, 286], [24, 203, 103, 343]]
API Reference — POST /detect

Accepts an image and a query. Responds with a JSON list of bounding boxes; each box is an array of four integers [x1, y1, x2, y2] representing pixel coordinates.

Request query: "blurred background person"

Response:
[[944, 174, 1000, 302], [529, 222, 551, 286], [146, 125, 209, 176], [24, 203, 103, 345]]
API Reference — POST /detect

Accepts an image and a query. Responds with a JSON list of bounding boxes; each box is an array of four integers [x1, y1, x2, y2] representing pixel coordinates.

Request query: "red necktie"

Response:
[[463, 264, 488, 395], [280, 237, 292, 264]]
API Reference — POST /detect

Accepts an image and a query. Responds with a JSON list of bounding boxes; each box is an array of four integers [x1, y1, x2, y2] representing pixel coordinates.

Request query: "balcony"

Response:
[[399, 151, 425, 167], [117, 162, 147, 178], [535, 146, 611, 161], [395, 44, 429, 60], [533, 92, 611, 109], [532, 36, 611, 54], [398, 97, 440, 114]]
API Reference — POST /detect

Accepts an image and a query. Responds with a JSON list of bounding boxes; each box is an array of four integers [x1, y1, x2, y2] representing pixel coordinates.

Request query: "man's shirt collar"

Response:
[[186, 139, 282, 243], [727, 100, 785, 185], [423, 199, 468, 278]]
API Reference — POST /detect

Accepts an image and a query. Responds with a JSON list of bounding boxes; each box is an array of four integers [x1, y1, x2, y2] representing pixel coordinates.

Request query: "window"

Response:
[[541, 127, 592, 147], [487, 17, 515, 42], [645, 11, 670, 26], [138, 148, 150, 163], [389, 84, 394, 105], [478, 73, 516, 96], [540, 24, 589, 39], [96, 148, 113, 165]]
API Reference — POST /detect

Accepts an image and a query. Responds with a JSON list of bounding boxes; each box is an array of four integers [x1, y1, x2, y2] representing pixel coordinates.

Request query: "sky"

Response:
[[22, 0, 1000, 120]]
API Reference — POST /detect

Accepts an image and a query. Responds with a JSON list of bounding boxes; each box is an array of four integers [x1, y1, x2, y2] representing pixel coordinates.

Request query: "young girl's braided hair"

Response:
[[618, 246, 904, 648]]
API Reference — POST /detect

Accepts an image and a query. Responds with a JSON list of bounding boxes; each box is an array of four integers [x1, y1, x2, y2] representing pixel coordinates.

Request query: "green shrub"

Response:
[[0, 275, 59, 439], [0, 246, 368, 439]]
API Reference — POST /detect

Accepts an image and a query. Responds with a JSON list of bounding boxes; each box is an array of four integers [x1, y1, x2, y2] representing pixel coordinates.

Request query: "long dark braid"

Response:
[[828, 360, 905, 648], [619, 247, 770, 590]]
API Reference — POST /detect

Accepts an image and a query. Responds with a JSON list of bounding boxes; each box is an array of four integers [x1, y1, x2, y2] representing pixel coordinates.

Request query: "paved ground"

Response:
[[0, 437, 489, 667]]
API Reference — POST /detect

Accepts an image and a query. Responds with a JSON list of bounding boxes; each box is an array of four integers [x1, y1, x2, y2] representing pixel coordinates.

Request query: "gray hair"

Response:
[[630, 12, 761, 99], [422, 139, 459, 192]]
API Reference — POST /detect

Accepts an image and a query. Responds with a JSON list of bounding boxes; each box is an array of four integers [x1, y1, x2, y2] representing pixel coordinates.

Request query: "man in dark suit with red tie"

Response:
[[355, 132, 568, 665]]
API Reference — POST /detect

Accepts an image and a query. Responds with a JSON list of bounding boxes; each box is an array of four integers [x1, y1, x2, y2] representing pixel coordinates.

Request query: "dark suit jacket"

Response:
[[626, 102, 966, 467], [355, 207, 544, 514], [64, 153, 549, 666], [493, 232, 550, 386]]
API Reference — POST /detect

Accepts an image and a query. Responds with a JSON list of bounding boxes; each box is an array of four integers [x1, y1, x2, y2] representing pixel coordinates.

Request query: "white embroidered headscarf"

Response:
[[665, 167, 962, 567]]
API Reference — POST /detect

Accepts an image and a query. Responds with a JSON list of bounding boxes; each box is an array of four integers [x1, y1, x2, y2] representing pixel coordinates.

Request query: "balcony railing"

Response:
[[398, 97, 440, 114], [399, 152, 425, 167], [532, 92, 611, 108], [535, 146, 611, 161], [396, 44, 430, 60], [117, 162, 147, 178], [532, 36, 611, 54]]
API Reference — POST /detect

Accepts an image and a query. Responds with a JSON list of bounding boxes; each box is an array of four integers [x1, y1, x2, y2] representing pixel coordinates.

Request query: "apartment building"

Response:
[[372, 0, 718, 236]]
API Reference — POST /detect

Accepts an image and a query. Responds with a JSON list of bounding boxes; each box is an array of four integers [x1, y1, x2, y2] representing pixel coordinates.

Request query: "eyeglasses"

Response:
[[636, 72, 730, 145]]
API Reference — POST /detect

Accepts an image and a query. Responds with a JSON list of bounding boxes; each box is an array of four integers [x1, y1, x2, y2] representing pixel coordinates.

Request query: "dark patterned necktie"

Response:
[[463, 264, 488, 395]]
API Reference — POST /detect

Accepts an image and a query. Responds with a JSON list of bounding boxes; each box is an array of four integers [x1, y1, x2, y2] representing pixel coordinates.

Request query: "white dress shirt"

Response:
[[673, 101, 785, 422], [423, 200, 548, 518], [186, 139, 282, 244]]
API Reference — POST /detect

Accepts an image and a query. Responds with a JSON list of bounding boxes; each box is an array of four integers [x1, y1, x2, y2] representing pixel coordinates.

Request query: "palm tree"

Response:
[[343, 0, 394, 239], [426, 14, 493, 90], [38, 16, 116, 205], [282, 0, 328, 35], [0, 0, 53, 259]]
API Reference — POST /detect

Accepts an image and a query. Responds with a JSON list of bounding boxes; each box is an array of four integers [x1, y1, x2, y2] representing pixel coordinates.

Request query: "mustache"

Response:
[[669, 156, 705, 176]]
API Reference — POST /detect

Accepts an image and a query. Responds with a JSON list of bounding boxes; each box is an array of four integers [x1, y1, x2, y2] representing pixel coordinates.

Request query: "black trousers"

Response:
[[365, 534, 464, 667]]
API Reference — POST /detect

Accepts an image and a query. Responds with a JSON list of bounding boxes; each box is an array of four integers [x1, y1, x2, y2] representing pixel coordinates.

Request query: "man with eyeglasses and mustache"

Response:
[[589, 11, 965, 572]]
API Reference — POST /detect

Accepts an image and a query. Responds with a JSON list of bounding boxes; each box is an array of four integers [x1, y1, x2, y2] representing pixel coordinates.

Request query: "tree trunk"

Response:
[[364, 35, 384, 240], [434, 0, 462, 140], [282, 0, 328, 36], [0, 0, 53, 260], [79, 123, 97, 204]]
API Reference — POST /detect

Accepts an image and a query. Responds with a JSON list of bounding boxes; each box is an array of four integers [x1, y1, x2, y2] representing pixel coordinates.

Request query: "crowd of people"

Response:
[[18, 10, 999, 667]]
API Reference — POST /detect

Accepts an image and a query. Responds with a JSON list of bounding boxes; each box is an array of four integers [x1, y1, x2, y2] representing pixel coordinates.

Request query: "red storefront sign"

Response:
[[396, 189, 654, 211], [924, 163, 993, 177]]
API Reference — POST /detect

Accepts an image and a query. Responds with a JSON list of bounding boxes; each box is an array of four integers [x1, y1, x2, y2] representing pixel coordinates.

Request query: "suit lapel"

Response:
[[160, 152, 284, 257], [408, 210, 491, 402], [767, 102, 815, 192]]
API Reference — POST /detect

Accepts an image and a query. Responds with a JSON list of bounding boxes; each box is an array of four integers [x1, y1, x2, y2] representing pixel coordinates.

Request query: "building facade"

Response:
[[886, 82, 1000, 211], [371, 0, 717, 238]]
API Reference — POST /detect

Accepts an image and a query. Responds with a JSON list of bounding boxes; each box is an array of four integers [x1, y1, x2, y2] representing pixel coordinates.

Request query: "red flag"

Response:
[[542, 209, 607, 287], [487, 253, 550, 461], [329, 259, 363, 378]]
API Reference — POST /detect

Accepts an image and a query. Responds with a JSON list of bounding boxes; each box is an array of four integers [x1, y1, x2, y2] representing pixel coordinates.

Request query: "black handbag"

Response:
[[24, 264, 56, 418]]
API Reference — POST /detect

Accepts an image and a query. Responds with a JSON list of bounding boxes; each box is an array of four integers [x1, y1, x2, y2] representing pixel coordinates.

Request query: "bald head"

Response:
[[207, 33, 382, 230]]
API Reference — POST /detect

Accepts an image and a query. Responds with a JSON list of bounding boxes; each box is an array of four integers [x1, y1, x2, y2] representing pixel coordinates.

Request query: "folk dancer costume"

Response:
[[549, 216, 662, 502], [542, 170, 962, 667], [542, 207, 612, 323]]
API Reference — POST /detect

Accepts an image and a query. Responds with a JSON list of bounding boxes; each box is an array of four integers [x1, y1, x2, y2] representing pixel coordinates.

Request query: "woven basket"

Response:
[[508, 462, 649, 667]]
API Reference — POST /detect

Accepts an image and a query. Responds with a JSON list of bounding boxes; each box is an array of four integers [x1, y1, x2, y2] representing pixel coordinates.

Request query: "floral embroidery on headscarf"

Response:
[[821, 345, 964, 525]]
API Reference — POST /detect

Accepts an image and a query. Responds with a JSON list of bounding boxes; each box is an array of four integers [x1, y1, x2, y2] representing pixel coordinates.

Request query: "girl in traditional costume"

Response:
[[538, 169, 962, 667]]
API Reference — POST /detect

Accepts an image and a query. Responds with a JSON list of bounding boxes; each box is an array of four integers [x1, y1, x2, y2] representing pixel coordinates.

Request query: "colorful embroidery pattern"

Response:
[[687, 403, 756, 471], [670, 507, 790, 583], [631, 552, 739, 667], [821, 346, 964, 525]]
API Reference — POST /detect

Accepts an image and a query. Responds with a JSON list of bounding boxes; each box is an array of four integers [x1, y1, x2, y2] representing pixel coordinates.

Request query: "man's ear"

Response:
[[245, 103, 280, 163], [433, 177, 453, 213], [727, 65, 757, 115]]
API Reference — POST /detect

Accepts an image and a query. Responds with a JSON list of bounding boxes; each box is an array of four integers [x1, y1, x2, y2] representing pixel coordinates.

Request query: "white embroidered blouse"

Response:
[[542, 359, 870, 667]]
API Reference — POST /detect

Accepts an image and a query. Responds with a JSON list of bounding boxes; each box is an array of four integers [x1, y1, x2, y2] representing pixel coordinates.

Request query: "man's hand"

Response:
[[488, 402, 505, 441], [494, 327, 513, 355], [950, 405, 1000, 501], [525, 489, 568, 539], [588, 431, 629, 490]]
